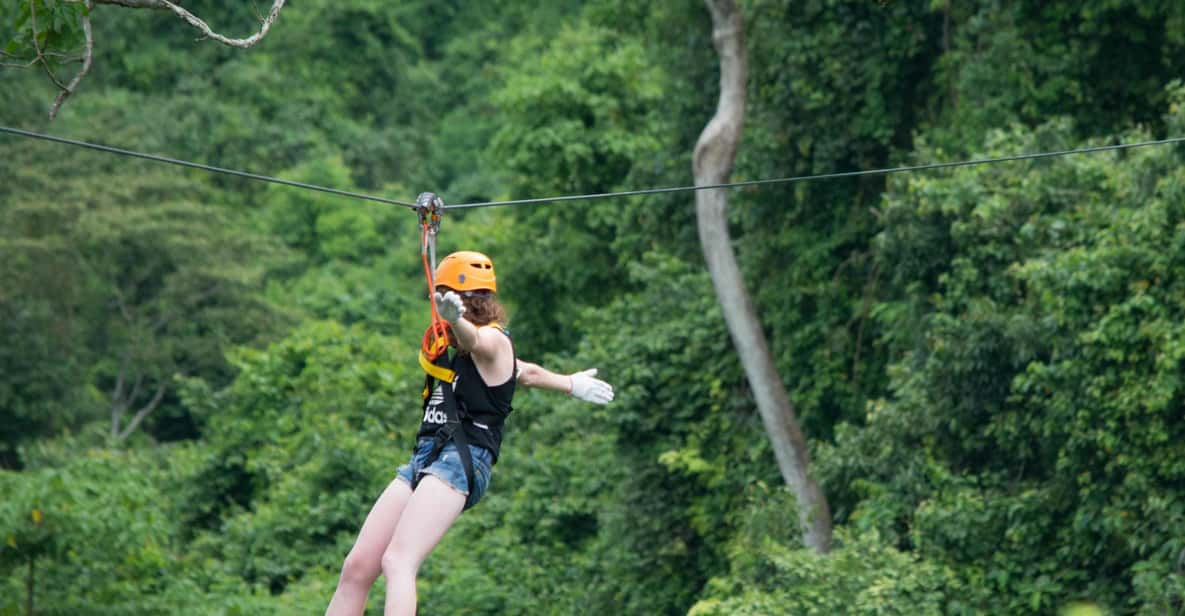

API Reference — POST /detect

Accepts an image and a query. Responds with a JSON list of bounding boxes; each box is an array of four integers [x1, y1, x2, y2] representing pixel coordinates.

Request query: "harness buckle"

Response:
[[428, 421, 457, 456]]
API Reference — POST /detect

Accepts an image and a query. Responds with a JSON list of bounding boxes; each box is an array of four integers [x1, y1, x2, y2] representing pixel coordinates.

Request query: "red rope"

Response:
[[420, 221, 450, 360]]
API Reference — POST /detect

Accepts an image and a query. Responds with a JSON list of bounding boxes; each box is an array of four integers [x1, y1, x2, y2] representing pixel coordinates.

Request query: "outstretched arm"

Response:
[[517, 360, 615, 405]]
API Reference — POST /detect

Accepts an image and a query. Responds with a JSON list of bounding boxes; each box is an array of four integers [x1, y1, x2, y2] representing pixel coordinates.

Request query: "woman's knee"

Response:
[[380, 546, 417, 580], [340, 549, 381, 586]]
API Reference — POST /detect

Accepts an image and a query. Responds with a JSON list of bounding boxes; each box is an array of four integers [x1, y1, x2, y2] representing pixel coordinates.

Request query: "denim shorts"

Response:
[[396, 438, 493, 507]]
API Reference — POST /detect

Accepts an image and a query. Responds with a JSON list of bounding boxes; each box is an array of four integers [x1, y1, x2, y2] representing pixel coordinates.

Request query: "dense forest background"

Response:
[[3, 1, 1185, 614]]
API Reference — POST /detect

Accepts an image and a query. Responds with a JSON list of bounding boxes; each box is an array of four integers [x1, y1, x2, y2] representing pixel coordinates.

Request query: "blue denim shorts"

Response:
[[396, 438, 493, 506]]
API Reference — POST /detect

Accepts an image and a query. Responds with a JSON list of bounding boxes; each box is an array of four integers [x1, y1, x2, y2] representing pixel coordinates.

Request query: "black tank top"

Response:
[[416, 329, 516, 461]]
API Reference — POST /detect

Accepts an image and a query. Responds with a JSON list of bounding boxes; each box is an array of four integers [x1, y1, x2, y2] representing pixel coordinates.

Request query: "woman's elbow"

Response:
[[517, 363, 540, 388]]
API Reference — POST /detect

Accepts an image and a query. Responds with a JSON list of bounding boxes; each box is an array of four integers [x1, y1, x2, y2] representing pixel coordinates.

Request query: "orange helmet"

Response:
[[435, 251, 497, 293]]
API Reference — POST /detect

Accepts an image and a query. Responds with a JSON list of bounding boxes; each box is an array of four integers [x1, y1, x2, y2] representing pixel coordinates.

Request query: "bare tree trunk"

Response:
[[693, 0, 832, 553]]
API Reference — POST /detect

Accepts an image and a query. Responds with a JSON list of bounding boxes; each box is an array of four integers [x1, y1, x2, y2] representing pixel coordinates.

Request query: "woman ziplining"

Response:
[[324, 248, 614, 616]]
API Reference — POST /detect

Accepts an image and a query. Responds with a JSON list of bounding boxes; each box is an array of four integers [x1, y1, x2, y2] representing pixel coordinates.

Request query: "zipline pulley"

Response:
[[416, 191, 444, 237]]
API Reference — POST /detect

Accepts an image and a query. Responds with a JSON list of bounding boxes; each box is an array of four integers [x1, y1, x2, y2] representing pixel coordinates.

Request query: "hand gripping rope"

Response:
[[417, 192, 450, 363], [416, 192, 458, 399]]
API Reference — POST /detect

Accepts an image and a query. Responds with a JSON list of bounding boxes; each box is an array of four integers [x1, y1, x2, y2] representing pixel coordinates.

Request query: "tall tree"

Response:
[[693, 0, 831, 553], [0, 145, 287, 447]]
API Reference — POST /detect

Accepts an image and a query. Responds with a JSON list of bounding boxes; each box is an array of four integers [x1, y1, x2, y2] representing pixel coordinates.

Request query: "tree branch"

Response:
[[1, 49, 80, 61], [49, 0, 95, 120], [28, 0, 69, 91], [91, 0, 166, 7], [112, 284, 135, 325], [110, 352, 130, 438], [117, 380, 167, 441], [129, 371, 146, 408], [46, 0, 287, 119], [849, 259, 881, 398], [156, 0, 286, 48], [1, 59, 41, 69]]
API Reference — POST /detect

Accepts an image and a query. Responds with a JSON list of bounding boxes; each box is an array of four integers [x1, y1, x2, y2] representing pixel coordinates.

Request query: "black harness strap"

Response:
[[413, 363, 480, 510]]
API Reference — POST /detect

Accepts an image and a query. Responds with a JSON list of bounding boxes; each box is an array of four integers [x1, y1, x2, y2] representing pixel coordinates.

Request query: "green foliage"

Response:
[[0, 0, 87, 71], [929, 1, 1185, 146], [690, 528, 956, 615], [821, 108, 1185, 612], [0, 443, 277, 614], [263, 156, 401, 264], [0, 142, 290, 453], [500, 253, 759, 613], [486, 16, 671, 352], [5, 2, 1185, 614], [734, 0, 944, 442], [491, 23, 666, 196], [175, 320, 419, 595]]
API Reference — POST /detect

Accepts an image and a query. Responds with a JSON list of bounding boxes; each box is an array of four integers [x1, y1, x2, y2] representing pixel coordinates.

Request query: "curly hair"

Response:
[[461, 292, 508, 328]]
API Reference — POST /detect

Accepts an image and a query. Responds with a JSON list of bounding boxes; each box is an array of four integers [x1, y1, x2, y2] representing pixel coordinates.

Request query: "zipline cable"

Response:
[[4, 125, 1184, 212], [448, 136, 1185, 209], [0, 126, 419, 209]]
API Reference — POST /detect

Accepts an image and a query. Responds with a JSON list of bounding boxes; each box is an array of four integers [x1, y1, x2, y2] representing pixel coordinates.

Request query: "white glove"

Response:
[[435, 291, 465, 323], [569, 368, 614, 405]]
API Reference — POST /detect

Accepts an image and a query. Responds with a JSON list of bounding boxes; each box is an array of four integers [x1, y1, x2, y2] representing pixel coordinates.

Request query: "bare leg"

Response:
[[381, 475, 466, 616], [325, 477, 414, 616]]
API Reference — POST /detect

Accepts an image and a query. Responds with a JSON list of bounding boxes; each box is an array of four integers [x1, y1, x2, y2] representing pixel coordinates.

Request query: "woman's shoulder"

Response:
[[476, 322, 512, 339]]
